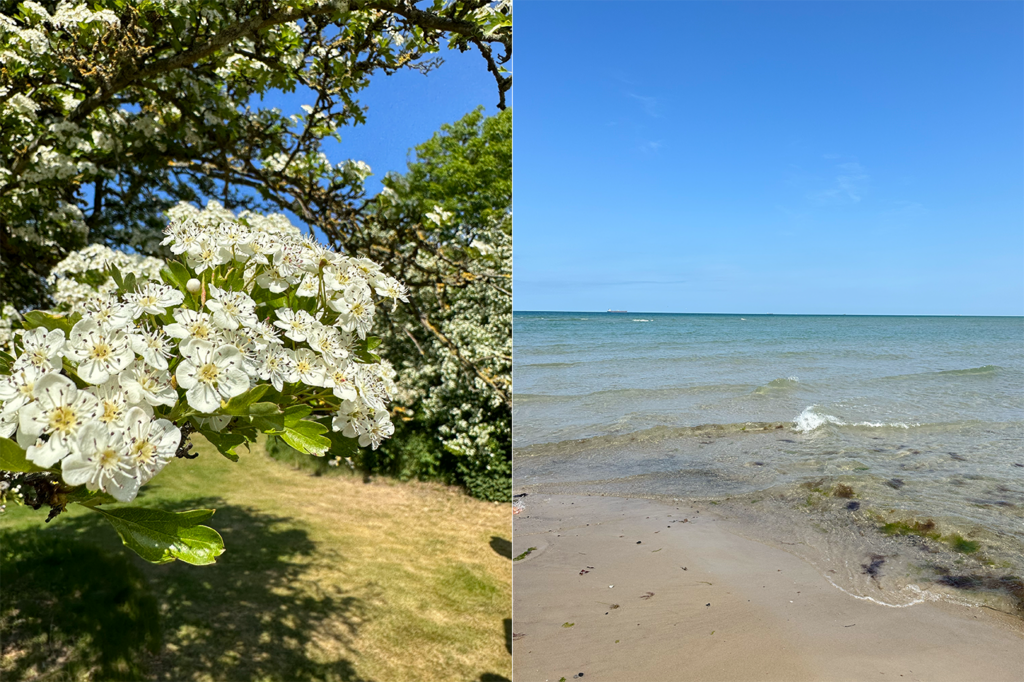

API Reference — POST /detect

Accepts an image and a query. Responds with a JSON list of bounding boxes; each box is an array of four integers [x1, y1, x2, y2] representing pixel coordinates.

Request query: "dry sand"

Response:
[[512, 494, 1024, 682]]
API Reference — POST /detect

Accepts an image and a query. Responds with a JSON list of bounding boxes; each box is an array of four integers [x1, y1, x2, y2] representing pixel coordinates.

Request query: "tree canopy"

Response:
[[0, 0, 511, 310]]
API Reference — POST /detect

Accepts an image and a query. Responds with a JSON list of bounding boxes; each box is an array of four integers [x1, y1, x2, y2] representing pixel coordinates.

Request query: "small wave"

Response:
[[514, 421, 795, 457], [633, 319, 653, 322], [793, 406, 917, 433], [935, 365, 1001, 376], [518, 362, 581, 369], [879, 365, 1002, 382], [752, 377, 800, 395]]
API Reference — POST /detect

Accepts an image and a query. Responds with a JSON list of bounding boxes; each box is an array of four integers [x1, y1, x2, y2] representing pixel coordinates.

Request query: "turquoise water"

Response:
[[514, 312, 1024, 611]]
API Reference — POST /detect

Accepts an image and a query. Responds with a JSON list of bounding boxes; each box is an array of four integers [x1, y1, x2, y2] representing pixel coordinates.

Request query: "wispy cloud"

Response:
[[811, 161, 869, 204], [628, 92, 659, 118], [640, 140, 663, 154]]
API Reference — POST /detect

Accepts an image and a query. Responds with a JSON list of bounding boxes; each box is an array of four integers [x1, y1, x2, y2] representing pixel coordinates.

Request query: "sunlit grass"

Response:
[[1, 437, 511, 682]]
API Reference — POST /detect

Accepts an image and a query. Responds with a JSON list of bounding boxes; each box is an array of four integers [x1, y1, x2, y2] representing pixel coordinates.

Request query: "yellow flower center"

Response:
[[49, 405, 78, 433], [132, 440, 155, 463], [198, 363, 220, 384], [90, 342, 112, 361], [98, 447, 120, 470], [100, 401, 120, 423]]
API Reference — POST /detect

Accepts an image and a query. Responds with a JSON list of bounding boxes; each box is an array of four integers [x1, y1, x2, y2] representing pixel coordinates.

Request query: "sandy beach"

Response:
[[512, 493, 1024, 682]]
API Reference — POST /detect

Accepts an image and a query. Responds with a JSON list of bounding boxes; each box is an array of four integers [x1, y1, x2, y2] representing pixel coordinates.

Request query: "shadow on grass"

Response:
[[2, 499, 369, 682], [489, 536, 512, 560]]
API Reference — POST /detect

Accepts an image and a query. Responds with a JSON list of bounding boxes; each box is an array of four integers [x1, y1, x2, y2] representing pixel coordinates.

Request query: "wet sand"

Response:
[[512, 494, 1024, 682]]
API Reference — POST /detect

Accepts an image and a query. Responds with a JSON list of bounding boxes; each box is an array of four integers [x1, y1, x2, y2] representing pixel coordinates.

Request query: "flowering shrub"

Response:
[[0, 205, 406, 563]]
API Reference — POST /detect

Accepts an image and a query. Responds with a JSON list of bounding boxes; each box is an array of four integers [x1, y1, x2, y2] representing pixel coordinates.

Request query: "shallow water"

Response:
[[513, 312, 1024, 613]]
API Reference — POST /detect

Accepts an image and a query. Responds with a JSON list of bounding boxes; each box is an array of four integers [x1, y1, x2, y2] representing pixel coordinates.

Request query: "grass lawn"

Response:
[[1, 437, 512, 682]]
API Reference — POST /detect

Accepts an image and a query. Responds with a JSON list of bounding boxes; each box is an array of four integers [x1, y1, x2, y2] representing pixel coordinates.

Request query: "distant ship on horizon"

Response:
[[607, 309, 628, 313]]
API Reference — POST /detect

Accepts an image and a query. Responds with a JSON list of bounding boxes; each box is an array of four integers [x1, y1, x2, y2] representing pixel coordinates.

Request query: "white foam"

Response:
[[794, 406, 918, 432]]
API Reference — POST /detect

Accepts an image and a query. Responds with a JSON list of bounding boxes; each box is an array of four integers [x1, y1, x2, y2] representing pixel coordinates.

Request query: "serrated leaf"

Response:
[[200, 429, 246, 461], [218, 385, 271, 415], [93, 507, 224, 565], [0, 437, 48, 472], [22, 311, 77, 335], [281, 419, 332, 456]]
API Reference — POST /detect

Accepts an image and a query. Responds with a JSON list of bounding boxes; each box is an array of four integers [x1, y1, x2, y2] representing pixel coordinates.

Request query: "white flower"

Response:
[[362, 410, 394, 450], [248, 321, 283, 349], [87, 377, 147, 426], [124, 282, 185, 318], [272, 308, 317, 342], [255, 345, 296, 392], [164, 309, 221, 344], [66, 319, 135, 385], [129, 328, 173, 370], [18, 373, 101, 467], [119, 365, 177, 407], [175, 340, 250, 413], [0, 364, 49, 415], [123, 407, 180, 484], [84, 298, 134, 330], [323, 359, 358, 402], [295, 273, 320, 297], [205, 284, 258, 330], [291, 349, 326, 387], [61, 422, 138, 502], [13, 327, 65, 372], [186, 239, 232, 273], [332, 399, 367, 440], [307, 324, 347, 360], [186, 278, 202, 293]]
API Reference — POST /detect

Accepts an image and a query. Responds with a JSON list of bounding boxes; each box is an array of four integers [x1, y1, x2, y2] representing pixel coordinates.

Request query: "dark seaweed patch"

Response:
[[862, 555, 886, 580]]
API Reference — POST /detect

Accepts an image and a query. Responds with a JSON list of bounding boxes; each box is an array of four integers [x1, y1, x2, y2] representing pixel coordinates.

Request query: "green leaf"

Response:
[[324, 428, 360, 459], [64, 486, 118, 507], [121, 272, 137, 295], [160, 260, 192, 291], [200, 429, 247, 462], [218, 385, 271, 416], [248, 401, 281, 416], [354, 346, 381, 364], [22, 311, 78, 336], [92, 507, 224, 565], [283, 404, 313, 427], [281, 419, 332, 456], [0, 437, 48, 473], [365, 336, 382, 351]]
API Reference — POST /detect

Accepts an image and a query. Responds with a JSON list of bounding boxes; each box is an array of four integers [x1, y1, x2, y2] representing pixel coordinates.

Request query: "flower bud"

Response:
[[186, 278, 201, 293]]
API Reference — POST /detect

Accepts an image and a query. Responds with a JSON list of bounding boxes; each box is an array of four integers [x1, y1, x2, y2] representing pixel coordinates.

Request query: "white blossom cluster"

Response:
[[0, 203, 408, 502], [0, 305, 19, 354], [48, 244, 165, 309]]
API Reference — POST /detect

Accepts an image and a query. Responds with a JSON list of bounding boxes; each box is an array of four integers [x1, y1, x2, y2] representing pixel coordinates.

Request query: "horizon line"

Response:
[[512, 310, 1024, 318]]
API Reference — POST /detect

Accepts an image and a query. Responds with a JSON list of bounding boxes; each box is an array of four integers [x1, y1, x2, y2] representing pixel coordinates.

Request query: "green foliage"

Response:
[[91, 507, 225, 566], [356, 108, 511, 502], [0, 0, 511, 310], [0, 437, 47, 473]]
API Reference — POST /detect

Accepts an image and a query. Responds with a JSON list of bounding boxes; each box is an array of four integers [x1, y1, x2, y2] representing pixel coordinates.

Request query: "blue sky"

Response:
[[513, 1, 1023, 315], [265, 42, 503, 199]]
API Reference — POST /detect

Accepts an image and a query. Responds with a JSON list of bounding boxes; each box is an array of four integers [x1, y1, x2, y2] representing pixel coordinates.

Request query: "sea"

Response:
[[513, 312, 1024, 614]]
